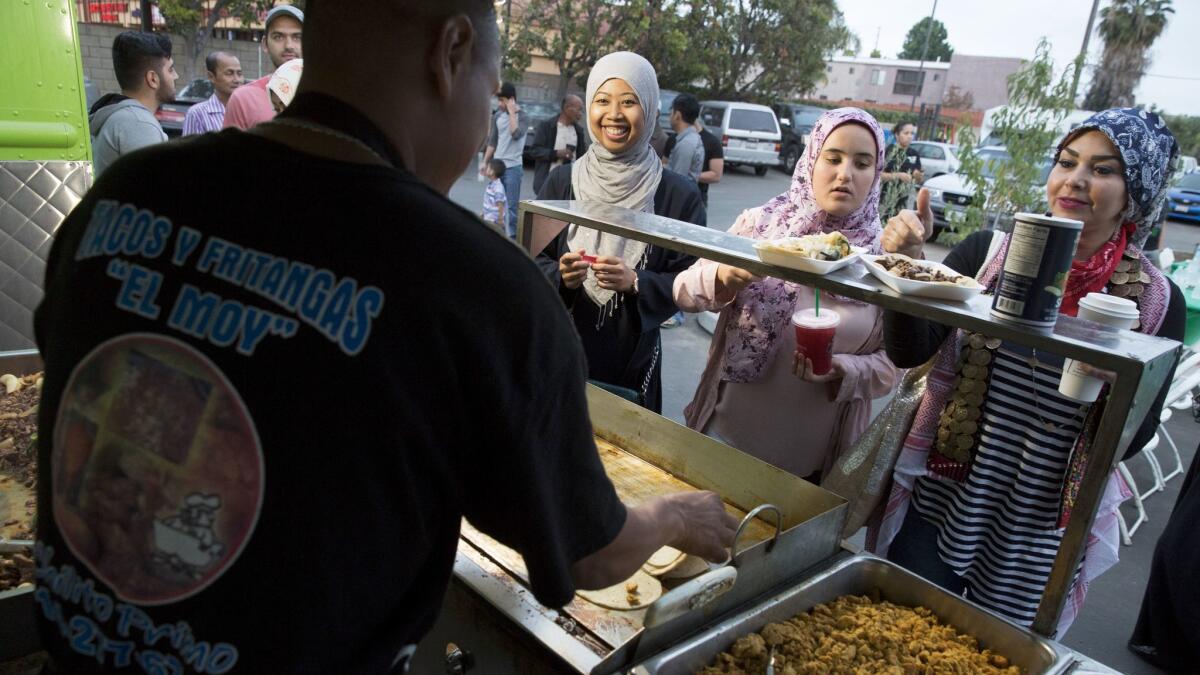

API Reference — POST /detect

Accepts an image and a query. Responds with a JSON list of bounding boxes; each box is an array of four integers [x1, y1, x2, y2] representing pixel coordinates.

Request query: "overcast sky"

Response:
[[836, 0, 1200, 116]]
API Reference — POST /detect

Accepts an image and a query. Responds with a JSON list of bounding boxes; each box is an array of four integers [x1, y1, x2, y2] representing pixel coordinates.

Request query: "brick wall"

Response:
[[78, 23, 266, 98]]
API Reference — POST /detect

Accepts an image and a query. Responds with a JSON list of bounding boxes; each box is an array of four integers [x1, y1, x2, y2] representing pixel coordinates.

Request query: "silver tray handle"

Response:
[[731, 504, 782, 566]]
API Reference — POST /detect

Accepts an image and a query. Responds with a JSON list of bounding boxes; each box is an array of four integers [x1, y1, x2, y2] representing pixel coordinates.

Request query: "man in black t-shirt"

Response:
[[33, 3, 736, 673]]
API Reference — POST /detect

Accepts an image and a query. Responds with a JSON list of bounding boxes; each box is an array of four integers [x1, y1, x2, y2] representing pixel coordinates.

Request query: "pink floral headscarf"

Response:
[[722, 107, 885, 383]]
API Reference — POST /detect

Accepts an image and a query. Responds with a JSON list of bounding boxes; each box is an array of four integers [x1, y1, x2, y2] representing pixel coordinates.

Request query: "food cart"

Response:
[[407, 200, 1179, 674]]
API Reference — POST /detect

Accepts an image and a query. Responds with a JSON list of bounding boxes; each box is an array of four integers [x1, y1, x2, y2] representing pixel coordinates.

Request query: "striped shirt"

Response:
[[912, 341, 1088, 627], [182, 94, 226, 136]]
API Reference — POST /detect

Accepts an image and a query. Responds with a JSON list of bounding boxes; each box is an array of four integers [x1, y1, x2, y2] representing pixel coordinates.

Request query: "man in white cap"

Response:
[[222, 4, 302, 129], [34, 1, 736, 671]]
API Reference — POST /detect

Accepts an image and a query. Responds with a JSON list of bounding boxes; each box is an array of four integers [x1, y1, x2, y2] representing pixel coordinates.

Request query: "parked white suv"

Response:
[[699, 101, 781, 176], [924, 146, 1053, 236], [909, 141, 960, 180]]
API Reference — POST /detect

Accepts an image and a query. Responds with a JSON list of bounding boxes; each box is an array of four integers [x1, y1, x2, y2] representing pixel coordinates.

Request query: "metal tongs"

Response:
[[765, 645, 776, 675]]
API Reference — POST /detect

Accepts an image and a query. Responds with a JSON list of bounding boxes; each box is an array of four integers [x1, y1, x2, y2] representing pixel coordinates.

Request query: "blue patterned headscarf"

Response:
[[1057, 108, 1179, 249]]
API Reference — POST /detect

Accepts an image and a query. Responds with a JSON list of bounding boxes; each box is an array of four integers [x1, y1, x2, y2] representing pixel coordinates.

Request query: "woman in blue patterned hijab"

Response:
[[1056, 107, 1179, 250]]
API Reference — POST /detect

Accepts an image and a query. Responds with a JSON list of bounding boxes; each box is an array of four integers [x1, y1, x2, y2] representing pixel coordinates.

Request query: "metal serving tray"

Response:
[[635, 554, 1076, 675], [0, 349, 43, 660]]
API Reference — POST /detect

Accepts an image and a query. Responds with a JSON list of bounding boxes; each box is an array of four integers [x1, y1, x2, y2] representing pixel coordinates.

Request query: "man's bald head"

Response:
[[560, 94, 583, 125], [296, 0, 502, 195]]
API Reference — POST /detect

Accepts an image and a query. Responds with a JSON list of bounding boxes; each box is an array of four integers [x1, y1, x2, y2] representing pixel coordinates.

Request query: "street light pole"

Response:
[[908, 0, 939, 113], [1069, 0, 1102, 106], [140, 0, 152, 32]]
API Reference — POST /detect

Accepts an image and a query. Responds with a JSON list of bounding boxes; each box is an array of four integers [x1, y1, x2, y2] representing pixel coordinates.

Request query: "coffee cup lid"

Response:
[[1078, 293, 1140, 319], [792, 308, 840, 329]]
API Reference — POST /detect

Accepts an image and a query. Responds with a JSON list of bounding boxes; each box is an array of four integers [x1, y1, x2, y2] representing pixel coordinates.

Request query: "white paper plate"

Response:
[[753, 242, 865, 275], [861, 254, 983, 302]]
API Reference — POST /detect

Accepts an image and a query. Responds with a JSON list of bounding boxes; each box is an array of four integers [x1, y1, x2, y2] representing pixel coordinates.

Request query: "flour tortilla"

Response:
[[576, 569, 663, 610], [660, 554, 712, 579], [645, 546, 683, 569]]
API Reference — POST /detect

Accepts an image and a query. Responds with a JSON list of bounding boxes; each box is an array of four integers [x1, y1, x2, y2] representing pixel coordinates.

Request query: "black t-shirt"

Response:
[[664, 129, 725, 196], [33, 129, 625, 674]]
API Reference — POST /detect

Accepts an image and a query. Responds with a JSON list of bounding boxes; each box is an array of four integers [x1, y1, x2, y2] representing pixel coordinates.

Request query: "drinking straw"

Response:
[[814, 288, 820, 316]]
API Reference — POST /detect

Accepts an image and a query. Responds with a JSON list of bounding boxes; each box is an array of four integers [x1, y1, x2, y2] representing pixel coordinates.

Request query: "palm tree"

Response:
[[1083, 0, 1174, 110]]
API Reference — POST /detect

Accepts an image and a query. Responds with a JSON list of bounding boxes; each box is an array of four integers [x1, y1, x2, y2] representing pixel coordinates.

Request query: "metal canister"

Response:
[[990, 213, 1083, 327]]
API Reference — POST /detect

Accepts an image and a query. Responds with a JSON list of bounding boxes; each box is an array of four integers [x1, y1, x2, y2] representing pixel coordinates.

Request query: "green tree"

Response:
[[940, 39, 1078, 245], [897, 17, 952, 63], [157, 0, 303, 80], [507, 0, 675, 97], [1083, 0, 1174, 110], [686, 0, 853, 102], [1164, 114, 1200, 159]]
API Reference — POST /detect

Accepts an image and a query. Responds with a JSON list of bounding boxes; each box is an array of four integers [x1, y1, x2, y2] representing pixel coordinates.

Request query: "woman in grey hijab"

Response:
[[536, 51, 706, 413]]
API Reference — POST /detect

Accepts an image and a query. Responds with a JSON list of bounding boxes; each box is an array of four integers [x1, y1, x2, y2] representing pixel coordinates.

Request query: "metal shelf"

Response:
[[519, 199, 1180, 637]]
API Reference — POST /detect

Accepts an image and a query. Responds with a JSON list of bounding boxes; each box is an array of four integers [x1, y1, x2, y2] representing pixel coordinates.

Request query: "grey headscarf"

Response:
[[568, 51, 663, 309]]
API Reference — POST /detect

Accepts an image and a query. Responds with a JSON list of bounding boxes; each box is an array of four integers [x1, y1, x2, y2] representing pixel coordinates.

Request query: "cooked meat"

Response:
[[697, 595, 1020, 675], [877, 256, 973, 287]]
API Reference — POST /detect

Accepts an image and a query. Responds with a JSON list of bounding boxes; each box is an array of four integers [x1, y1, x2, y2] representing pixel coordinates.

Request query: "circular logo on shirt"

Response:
[[52, 334, 264, 605]]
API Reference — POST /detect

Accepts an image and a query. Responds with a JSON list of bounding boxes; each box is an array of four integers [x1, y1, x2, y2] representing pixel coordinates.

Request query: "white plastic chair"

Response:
[[1117, 434, 1157, 545]]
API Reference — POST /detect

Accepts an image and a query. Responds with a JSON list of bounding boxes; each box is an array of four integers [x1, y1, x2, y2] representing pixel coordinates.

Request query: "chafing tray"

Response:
[[415, 385, 849, 674], [0, 349, 43, 661], [634, 554, 1076, 675]]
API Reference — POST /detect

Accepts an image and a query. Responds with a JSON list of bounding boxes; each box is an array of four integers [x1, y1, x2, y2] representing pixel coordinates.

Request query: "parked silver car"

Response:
[[924, 146, 1053, 236], [699, 101, 781, 176], [909, 141, 960, 180]]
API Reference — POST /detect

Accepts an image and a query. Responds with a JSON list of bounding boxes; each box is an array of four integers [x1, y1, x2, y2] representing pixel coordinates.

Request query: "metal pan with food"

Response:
[[753, 232, 864, 275], [634, 555, 1076, 675], [862, 253, 983, 302]]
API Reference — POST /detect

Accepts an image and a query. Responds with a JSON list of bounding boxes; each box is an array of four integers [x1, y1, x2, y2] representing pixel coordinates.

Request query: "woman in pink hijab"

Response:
[[673, 108, 898, 480]]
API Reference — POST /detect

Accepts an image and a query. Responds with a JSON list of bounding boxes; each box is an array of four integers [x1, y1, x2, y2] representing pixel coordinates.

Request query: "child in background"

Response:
[[481, 159, 507, 233]]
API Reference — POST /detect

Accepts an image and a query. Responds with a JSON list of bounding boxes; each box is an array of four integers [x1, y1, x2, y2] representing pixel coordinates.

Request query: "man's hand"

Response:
[[881, 188, 934, 259], [592, 256, 637, 293], [715, 264, 761, 296], [556, 148, 573, 161], [506, 98, 521, 114], [559, 250, 590, 289], [912, 169, 924, 184], [661, 491, 739, 562]]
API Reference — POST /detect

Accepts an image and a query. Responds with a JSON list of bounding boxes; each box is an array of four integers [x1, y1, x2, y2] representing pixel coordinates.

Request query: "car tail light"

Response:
[[775, 142, 781, 153], [156, 109, 185, 123], [721, 135, 729, 147]]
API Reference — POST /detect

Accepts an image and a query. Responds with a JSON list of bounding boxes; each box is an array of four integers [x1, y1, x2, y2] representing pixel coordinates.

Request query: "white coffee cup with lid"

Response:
[[1058, 293, 1141, 402]]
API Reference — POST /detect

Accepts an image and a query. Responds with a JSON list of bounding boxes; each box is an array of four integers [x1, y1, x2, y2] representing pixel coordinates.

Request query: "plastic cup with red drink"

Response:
[[792, 308, 840, 376]]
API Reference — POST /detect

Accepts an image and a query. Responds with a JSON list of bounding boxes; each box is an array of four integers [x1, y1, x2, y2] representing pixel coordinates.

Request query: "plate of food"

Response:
[[862, 253, 982, 302], [753, 232, 864, 275]]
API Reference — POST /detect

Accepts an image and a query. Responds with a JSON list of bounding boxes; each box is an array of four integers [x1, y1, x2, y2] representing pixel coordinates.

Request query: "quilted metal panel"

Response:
[[0, 161, 91, 350]]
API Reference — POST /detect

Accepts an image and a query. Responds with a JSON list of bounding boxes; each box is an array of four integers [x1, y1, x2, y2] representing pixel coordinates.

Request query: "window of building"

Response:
[[933, 73, 940, 81], [871, 69, 886, 86], [893, 70, 925, 96], [819, 95, 828, 100], [849, 67, 855, 74], [826, 65, 833, 72]]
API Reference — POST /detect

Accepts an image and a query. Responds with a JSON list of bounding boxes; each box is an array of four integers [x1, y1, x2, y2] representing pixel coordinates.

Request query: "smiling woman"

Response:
[[535, 51, 706, 414]]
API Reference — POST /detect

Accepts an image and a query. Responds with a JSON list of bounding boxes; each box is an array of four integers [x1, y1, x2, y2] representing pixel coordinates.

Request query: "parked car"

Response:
[[515, 100, 560, 166], [909, 141, 960, 180], [156, 78, 214, 137], [699, 101, 781, 176], [1166, 171, 1200, 224], [923, 146, 1053, 236], [771, 102, 824, 174]]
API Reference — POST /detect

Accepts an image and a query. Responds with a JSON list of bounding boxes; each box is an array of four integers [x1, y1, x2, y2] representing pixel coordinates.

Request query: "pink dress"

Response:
[[674, 208, 899, 477]]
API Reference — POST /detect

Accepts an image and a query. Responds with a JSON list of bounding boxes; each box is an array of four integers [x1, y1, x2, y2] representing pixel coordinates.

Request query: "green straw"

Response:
[[814, 288, 820, 316]]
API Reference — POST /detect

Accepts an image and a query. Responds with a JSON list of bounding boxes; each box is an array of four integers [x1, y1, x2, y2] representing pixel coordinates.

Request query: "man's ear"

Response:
[[428, 13, 477, 102], [146, 68, 160, 91]]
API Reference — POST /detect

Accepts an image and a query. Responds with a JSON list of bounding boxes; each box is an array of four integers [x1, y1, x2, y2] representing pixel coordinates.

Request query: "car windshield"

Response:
[[975, 148, 1053, 183], [1177, 173, 1200, 190], [729, 109, 777, 133], [178, 79, 213, 100]]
